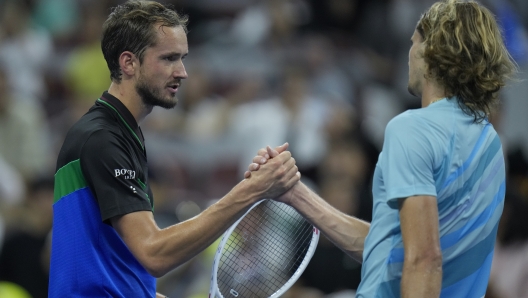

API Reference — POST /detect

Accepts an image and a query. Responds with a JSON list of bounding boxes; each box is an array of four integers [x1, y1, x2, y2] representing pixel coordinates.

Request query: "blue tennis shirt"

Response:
[[356, 97, 505, 297], [49, 94, 156, 297]]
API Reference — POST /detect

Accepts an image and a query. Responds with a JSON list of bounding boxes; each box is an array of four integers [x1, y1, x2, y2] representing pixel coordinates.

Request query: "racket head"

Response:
[[209, 199, 319, 298]]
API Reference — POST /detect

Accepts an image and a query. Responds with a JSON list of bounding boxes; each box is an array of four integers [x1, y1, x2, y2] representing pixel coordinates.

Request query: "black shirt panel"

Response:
[[56, 92, 154, 222], [100, 91, 145, 147], [81, 129, 152, 221]]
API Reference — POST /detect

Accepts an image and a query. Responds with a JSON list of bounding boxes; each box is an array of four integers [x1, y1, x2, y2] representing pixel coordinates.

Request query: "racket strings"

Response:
[[216, 200, 314, 297]]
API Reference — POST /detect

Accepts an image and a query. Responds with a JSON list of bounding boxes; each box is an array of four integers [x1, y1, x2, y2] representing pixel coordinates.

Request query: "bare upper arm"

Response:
[[399, 195, 441, 261], [110, 211, 160, 271]]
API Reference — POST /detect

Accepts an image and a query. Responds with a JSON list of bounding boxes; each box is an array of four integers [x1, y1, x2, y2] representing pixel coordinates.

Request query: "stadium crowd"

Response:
[[0, 0, 527, 297]]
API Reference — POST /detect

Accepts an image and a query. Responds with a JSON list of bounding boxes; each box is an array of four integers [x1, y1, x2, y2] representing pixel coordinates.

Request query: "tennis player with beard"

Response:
[[49, 1, 300, 297]]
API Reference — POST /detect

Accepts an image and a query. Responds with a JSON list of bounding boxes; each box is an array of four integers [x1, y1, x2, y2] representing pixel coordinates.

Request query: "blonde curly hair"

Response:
[[416, 0, 517, 122]]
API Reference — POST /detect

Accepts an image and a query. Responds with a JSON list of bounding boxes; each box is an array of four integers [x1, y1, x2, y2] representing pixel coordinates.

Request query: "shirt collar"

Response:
[[99, 91, 139, 129], [98, 91, 145, 149]]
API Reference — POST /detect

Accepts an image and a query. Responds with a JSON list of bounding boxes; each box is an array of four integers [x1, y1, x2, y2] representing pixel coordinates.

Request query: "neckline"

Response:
[[97, 92, 144, 151], [429, 98, 445, 106]]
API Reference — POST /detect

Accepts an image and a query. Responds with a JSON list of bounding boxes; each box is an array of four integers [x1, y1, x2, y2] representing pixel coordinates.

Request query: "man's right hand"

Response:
[[244, 143, 289, 179], [245, 146, 300, 200], [244, 143, 302, 205]]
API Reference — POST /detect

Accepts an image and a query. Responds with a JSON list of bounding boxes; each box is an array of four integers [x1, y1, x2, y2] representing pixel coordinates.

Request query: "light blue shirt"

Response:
[[356, 98, 505, 297]]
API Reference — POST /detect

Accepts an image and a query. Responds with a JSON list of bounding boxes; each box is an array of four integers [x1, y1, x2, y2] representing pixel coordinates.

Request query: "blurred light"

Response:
[[175, 200, 202, 221]]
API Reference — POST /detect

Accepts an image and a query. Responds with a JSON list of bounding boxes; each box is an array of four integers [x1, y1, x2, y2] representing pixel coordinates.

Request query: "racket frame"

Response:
[[208, 199, 319, 298]]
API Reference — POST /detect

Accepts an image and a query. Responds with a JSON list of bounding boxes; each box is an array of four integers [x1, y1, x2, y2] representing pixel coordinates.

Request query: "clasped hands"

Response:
[[244, 143, 301, 205]]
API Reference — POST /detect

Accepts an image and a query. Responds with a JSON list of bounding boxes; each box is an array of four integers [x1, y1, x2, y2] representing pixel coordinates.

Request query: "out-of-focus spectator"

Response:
[[227, 0, 309, 47], [229, 65, 329, 180], [487, 148, 528, 298], [324, 101, 378, 176], [489, 0, 528, 155], [0, 176, 54, 298], [32, 0, 81, 40], [0, 0, 53, 103], [64, 3, 111, 105], [180, 66, 232, 141], [0, 157, 25, 210], [0, 155, 25, 255], [301, 34, 355, 105], [0, 66, 52, 181], [359, 83, 404, 151]]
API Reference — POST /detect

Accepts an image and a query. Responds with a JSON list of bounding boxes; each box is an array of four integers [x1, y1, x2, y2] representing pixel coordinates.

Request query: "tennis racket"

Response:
[[209, 199, 319, 298]]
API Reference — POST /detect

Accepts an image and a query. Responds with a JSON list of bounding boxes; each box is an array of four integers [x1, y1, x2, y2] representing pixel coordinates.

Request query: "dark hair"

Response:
[[416, 0, 517, 123], [101, 0, 188, 82]]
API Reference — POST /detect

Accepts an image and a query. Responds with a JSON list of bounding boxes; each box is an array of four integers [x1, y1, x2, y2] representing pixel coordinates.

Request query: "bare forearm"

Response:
[[401, 260, 442, 298], [114, 151, 300, 277], [289, 182, 370, 263], [149, 180, 260, 274]]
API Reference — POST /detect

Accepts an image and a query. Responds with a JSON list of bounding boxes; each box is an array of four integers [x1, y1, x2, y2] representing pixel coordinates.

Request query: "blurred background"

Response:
[[0, 0, 526, 297]]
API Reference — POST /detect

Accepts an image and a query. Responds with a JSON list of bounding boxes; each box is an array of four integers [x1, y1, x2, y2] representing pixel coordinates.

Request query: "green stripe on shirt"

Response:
[[54, 159, 87, 203]]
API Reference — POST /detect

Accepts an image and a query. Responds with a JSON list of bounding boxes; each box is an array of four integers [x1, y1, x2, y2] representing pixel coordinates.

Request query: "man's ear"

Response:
[[119, 51, 138, 78]]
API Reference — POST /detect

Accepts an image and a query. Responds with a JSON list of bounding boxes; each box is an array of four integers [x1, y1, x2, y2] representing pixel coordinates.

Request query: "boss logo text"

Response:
[[114, 169, 136, 179]]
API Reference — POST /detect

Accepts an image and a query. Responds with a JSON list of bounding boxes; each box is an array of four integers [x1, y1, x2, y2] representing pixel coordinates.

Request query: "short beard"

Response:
[[136, 79, 177, 109]]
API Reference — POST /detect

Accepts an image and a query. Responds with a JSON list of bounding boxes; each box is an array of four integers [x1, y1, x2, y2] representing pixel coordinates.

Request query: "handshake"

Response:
[[240, 142, 368, 265], [241, 142, 303, 206]]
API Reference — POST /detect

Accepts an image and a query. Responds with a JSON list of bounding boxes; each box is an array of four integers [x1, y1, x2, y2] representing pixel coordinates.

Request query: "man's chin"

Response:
[[156, 99, 177, 109], [164, 96, 178, 109], [407, 85, 420, 98], [142, 96, 177, 110]]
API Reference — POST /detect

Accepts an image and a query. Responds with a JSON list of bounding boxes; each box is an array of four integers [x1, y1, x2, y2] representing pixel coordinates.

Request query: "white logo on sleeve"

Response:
[[114, 168, 136, 179]]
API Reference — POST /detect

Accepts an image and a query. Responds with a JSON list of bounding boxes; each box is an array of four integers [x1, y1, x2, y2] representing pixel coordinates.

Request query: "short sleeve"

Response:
[[381, 113, 438, 209], [80, 130, 152, 221]]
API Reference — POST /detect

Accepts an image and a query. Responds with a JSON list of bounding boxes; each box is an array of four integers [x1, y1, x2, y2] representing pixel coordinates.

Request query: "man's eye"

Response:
[[164, 56, 177, 61]]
